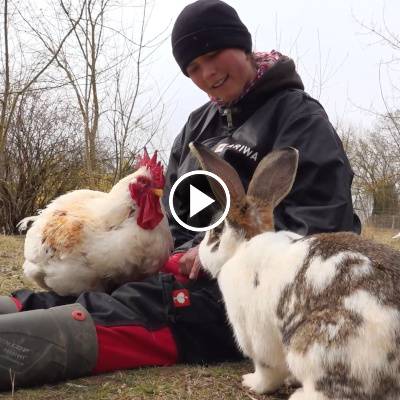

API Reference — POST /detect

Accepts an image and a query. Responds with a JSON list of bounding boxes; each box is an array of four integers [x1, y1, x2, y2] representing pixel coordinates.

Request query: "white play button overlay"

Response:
[[169, 170, 230, 232], [189, 184, 215, 218]]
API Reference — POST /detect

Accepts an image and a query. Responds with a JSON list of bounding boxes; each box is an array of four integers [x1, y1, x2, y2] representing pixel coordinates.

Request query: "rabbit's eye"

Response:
[[239, 203, 248, 215], [214, 222, 224, 234], [207, 223, 224, 252]]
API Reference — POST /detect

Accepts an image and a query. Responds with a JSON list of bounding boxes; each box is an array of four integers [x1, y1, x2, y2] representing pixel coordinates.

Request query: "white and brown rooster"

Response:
[[18, 150, 173, 296]]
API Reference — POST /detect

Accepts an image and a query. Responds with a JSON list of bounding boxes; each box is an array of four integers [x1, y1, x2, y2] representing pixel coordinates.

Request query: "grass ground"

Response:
[[0, 226, 399, 399]]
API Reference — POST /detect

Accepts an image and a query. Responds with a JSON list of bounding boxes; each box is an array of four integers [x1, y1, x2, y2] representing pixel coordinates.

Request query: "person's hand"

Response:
[[178, 245, 202, 280]]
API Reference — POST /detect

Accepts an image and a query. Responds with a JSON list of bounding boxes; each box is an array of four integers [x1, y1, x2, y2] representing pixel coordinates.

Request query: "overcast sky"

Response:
[[142, 0, 399, 144]]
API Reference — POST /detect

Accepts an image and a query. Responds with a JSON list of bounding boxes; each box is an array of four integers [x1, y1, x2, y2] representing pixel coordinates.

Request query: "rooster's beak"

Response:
[[151, 188, 163, 197]]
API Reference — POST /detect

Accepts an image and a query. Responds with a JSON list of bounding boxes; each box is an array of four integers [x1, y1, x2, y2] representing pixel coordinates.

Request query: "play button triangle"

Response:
[[169, 170, 230, 232], [189, 184, 215, 218]]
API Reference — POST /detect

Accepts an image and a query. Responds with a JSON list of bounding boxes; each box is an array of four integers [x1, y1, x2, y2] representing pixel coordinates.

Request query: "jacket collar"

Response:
[[218, 56, 304, 129]]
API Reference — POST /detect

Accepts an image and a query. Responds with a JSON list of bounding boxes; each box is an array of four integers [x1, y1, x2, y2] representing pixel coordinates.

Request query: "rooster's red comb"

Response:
[[135, 148, 165, 188]]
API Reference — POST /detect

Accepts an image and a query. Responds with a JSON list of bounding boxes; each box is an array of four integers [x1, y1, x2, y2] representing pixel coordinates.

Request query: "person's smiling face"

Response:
[[186, 48, 257, 103]]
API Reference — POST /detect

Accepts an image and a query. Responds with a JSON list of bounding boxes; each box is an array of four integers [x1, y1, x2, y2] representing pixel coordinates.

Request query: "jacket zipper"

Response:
[[221, 108, 233, 130]]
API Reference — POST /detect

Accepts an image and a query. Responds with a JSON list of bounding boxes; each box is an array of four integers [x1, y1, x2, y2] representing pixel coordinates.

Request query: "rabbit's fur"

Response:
[[190, 142, 400, 400]]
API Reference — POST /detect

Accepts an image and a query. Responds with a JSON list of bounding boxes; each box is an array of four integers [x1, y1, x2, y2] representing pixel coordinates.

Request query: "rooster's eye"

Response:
[[137, 176, 151, 185], [128, 205, 136, 217]]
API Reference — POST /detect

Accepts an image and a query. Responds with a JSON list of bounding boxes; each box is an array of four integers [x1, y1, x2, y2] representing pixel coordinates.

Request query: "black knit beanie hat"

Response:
[[172, 0, 252, 76]]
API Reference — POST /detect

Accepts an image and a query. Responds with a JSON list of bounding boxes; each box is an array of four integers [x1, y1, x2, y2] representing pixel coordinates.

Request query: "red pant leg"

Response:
[[93, 253, 185, 373], [93, 325, 178, 373]]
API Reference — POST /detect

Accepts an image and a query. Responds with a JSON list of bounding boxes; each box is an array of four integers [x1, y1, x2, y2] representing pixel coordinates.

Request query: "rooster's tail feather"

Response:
[[17, 216, 38, 233]]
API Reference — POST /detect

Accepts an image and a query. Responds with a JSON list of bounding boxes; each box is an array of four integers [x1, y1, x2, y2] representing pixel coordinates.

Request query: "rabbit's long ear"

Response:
[[247, 147, 299, 209], [189, 142, 245, 205]]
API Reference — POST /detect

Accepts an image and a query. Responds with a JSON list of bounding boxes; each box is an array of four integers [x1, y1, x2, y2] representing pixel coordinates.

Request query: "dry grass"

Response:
[[361, 224, 400, 250], [1, 227, 400, 399], [0, 235, 34, 295], [0, 364, 295, 400]]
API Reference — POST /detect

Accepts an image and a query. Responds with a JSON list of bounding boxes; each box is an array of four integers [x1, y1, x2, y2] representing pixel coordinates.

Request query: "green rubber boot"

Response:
[[0, 303, 98, 391], [0, 296, 19, 314]]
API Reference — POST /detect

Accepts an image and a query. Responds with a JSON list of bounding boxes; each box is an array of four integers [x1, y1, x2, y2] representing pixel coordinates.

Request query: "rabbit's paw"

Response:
[[289, 388, 327, 400], [242, 370, 284, 394]]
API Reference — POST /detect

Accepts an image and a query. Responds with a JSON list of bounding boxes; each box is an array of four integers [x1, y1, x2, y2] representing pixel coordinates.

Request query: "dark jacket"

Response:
[[163, 56, 361, 251]]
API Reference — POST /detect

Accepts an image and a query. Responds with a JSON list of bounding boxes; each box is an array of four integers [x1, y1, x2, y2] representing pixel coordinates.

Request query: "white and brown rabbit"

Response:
[[189, 142, 400, 400]]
